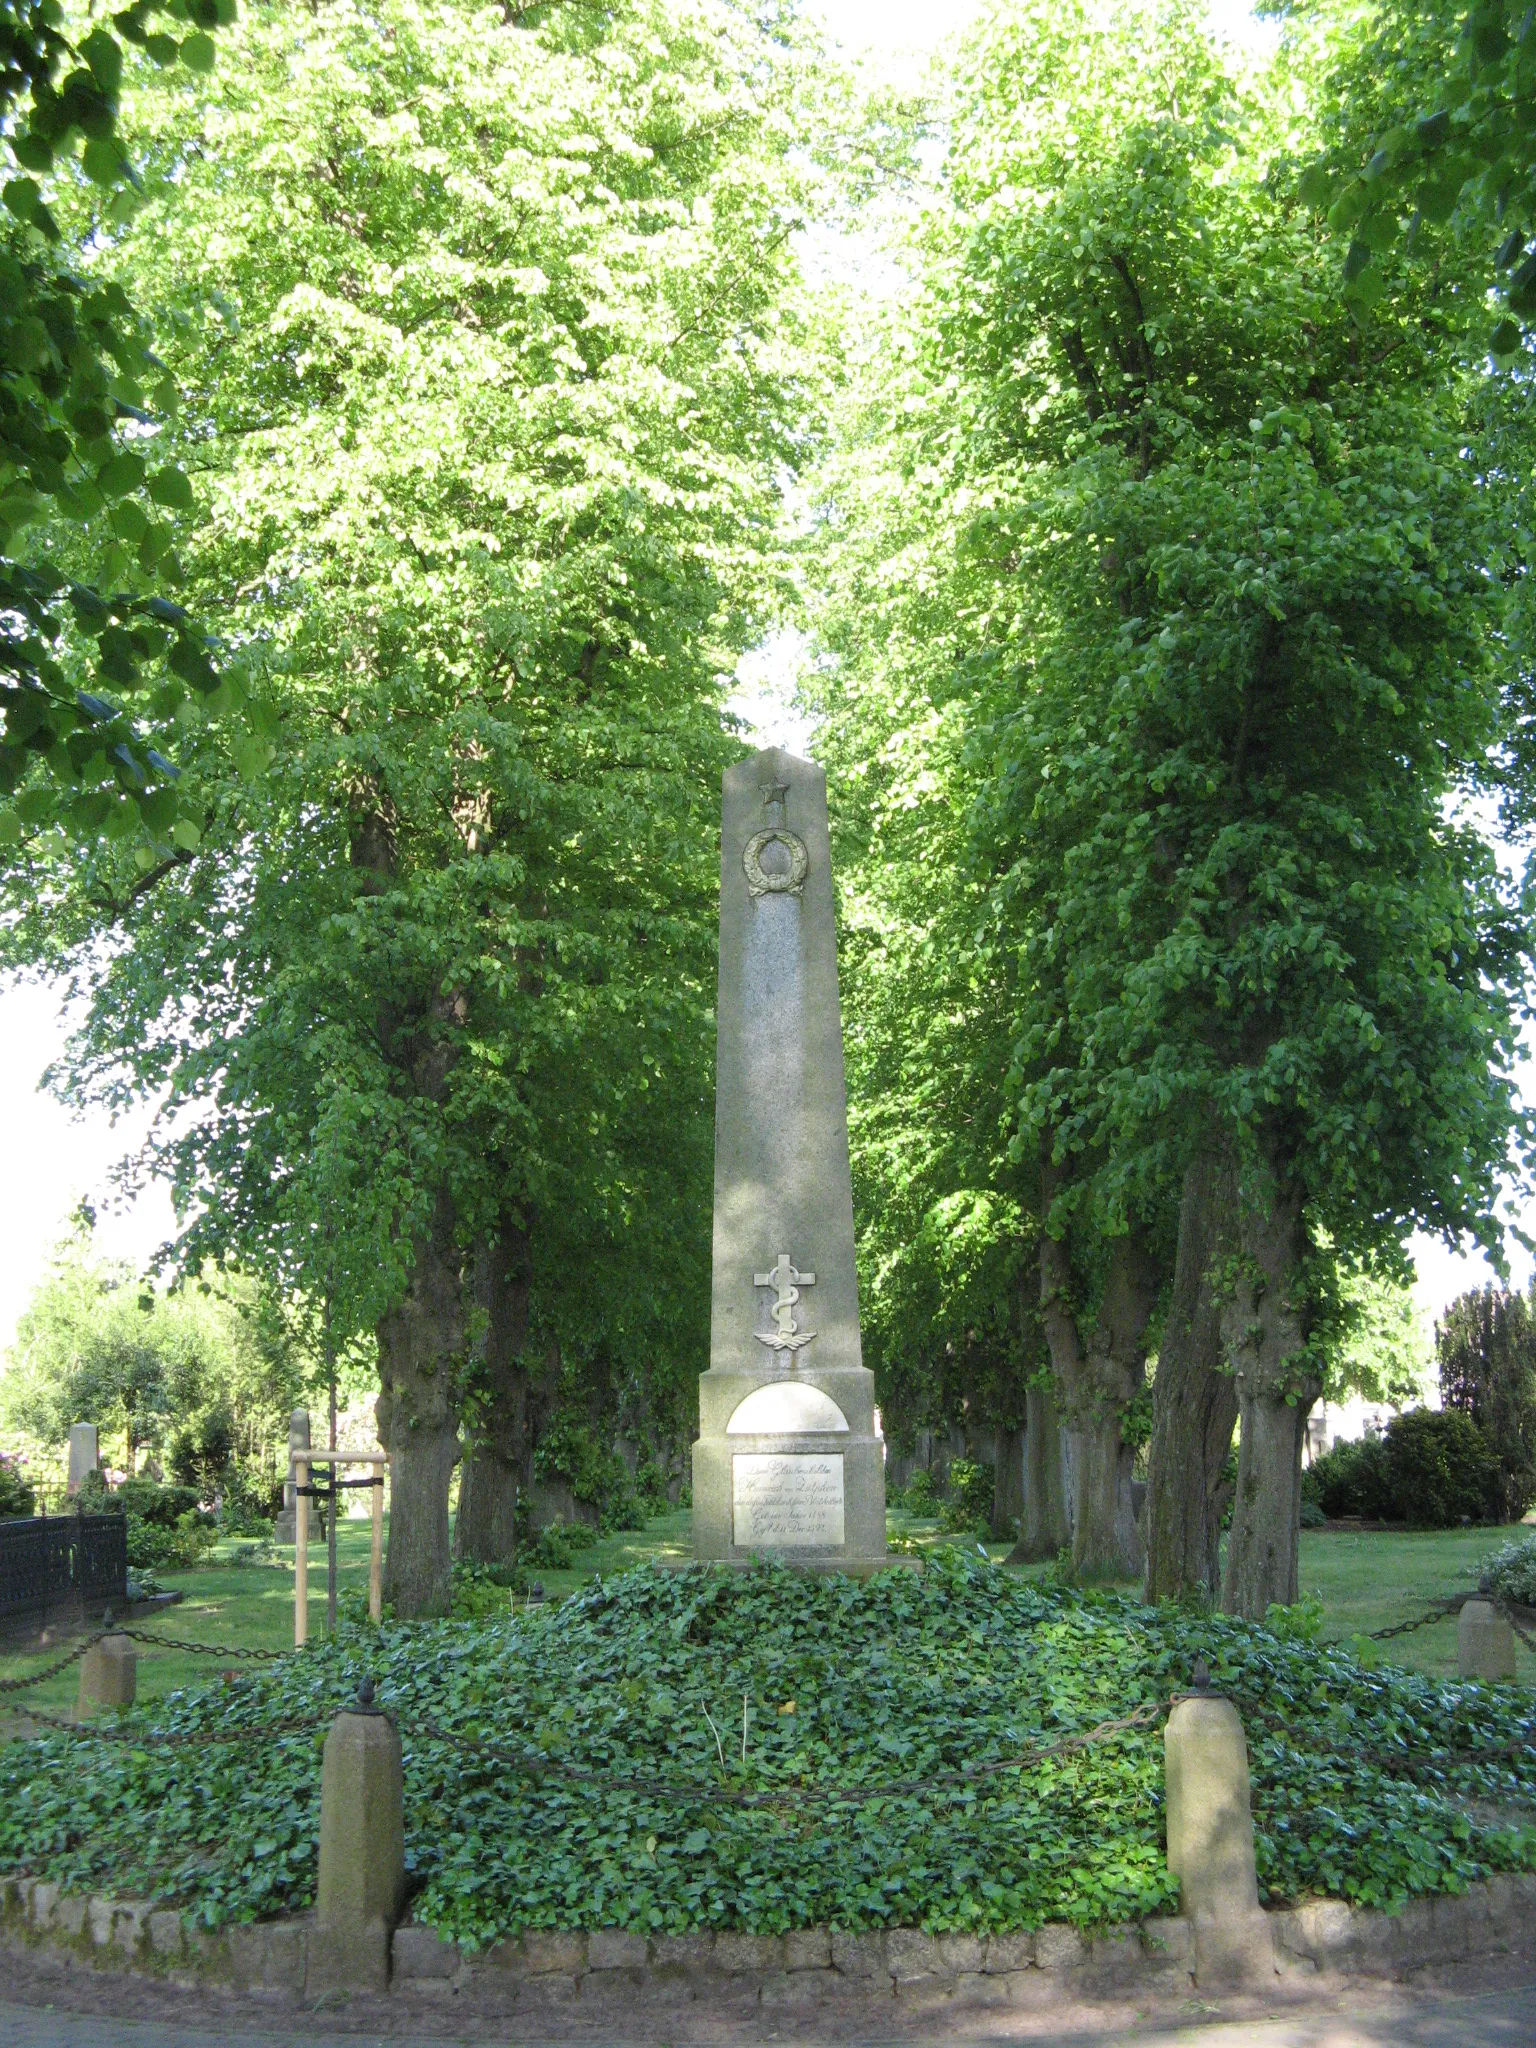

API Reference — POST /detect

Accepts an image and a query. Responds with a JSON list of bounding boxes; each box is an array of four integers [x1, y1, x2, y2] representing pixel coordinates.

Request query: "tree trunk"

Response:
[[375, 1195, 465, 1618], [456, 1224, 532, 1569], [1007, 1378, 1071, 1561], [991, 1425, 1025, 1540], [1220, 1156, 1320, 1620], [1037, 1166, 1159, 1580], [1143, 1149, 1240, 1605]]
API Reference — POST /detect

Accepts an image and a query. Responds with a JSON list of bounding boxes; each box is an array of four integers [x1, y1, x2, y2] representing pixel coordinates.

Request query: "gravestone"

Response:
[[65, 1424, 99, 1498], [692, 747, 891, 1571], [273, 1408, 316, 1545]]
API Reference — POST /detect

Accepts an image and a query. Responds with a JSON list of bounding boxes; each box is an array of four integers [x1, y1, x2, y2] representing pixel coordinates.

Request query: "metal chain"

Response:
[[119, 1628, 287, 1660], [17, 1708, 323, 1746], [0, 1625, 114, 1695], [1363, 1603, 1456, 1642]]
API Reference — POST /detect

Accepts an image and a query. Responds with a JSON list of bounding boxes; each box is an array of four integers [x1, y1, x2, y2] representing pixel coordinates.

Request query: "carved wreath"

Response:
[[743, 828, 809, 898]]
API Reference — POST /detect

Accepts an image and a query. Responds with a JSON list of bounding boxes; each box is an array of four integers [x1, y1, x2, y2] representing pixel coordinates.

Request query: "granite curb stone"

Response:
[[4, 1872, 1535, 2010]]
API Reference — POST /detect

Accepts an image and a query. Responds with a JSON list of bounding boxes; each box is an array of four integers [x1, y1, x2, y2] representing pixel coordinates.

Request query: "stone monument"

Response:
[[692, 747, 891, 1571], [66, 1423, 99, 1498]]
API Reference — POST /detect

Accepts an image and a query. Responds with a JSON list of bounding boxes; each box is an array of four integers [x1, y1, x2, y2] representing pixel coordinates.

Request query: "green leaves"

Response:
[[2, 1559, 1530, 1935]]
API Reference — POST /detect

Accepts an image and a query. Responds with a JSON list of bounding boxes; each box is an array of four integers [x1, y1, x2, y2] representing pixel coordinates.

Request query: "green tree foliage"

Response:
[[1294, 0, 1536, 353], [807, 0, 1528, 1612], [0, 1232, 311, 1496], [1, 0, 829, 1611], [1326, 1269, 1431, 1408], [1438, 1283, 1536, 1520], [2, 0, 242, 858]]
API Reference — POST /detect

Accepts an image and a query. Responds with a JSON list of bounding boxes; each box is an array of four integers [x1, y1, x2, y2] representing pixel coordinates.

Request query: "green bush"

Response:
[[4, 1555, 1533, 1939], [115, 1479, 206, 1528], [125, 1513, 217, 1572], [1304, 1434, 1393, 1519], [451, 1561, 513, 1620], [941, 1458, 995, 1536], [1381, 1408, 1500, 1527], [899, 1468, 937, 1514], [533, 1417, 644, 1533], [1299, 1497, 1327, 1529], [632, 1460, 672, 1519], [0, 1455, 35, 1520], [1478, 1534, 1536, 1606]]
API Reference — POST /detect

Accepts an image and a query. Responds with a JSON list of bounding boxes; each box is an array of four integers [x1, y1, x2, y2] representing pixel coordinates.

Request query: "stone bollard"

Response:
[[78, 1631, 136, 1712], [306, 1677, 406, 1997], [1458, 1599, 1517, 1682], [1164, 1670, 1274, 1988]]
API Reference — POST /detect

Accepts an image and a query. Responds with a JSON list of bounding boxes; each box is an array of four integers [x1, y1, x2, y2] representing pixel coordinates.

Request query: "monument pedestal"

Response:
[[692, 748, 898, 1574], [692, 1363, 890, 1570]]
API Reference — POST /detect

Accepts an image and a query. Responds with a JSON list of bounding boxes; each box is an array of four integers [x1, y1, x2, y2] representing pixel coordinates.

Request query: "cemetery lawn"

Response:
[[1, 1550, 1532, 1945], [1299, 1521, 1536, 1685], [3, 1512, 1529, 1721]]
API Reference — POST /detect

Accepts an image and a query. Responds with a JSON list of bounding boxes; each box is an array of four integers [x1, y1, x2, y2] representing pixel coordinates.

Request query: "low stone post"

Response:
[[1458, 1599, 1517, 1682], [306, 1677, 406, 1997], [66, 1424, 99, 1498], [78, 1631, 136, 1712], [1164, 1671, 1274, 1987]]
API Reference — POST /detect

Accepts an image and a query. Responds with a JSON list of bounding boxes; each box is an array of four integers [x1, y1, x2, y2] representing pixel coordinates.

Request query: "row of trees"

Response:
[[1, 0, 836, 1613], [808, 0, 1535, 1614], [3, 0, 1533, 1621]]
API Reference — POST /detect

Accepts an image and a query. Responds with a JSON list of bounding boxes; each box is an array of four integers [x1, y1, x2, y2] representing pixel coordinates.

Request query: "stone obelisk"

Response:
[[691, 746, 889, 1570]]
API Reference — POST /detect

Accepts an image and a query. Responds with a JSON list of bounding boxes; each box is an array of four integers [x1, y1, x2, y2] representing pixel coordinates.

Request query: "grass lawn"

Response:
[[1299, 1520, 1536, 1683], [3, 1508, 1530, 1725]]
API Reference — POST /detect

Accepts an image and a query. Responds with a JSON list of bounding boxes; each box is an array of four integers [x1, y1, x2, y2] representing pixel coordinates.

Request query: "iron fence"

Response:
[[0, 1514, 127, 1621]]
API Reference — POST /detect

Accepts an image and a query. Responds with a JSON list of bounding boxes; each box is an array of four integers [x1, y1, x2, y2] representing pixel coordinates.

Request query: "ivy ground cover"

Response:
[[1, 1552, 1532, 1945]]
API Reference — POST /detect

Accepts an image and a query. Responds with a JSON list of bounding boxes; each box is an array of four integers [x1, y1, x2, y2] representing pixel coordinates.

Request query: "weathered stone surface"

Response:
[[308, 1706, 405, 1998], [148, 1910, 184, 1958], [692, 748, 889, 1568], [954, 1970, 1011, 2008], [1140, 1917, 1193, 1966], [587, 1928, 647, 1970], [1034, 1924, 1088, 1971], [761, 1968, 834, 2007], [1277, 1898, 1351, 1964], [886, 1929, 944, 1980], [1164, 1695, 1259, 1923], [520, 1929, 587, 1975], [1458, 1600, 1517, 1682], [983, 1931, 1035, 1972], [785, 1928, 832, 1971], [78, 1635, 137, 1712], [936, 1932, 985, 1975], [1087, 1927, 1142, 1989], [111, 1901, 150, 1953], [55, 1895, 87, 1939], [393, 1922, 458, 1979], [830, 1930, 888, 1978], [1193, 1911, 1274, 1989], [714, 1931, 783, 1974], [650, 1932, 716, 1976], [66, 1423, 99, 1496], [86, 1897, 114, 1947]]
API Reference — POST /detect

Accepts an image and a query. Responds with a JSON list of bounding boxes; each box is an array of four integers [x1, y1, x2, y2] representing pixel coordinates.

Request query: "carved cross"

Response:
[[753, 1251, 816, 1354]]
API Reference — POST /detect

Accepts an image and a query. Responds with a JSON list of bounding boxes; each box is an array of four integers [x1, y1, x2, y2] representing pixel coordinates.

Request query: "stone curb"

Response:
[[2, 1869, 1533, 2010]]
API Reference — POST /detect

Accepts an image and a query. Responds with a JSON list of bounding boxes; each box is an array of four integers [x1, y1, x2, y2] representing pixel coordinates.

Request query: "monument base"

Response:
[[663, 1554, 921, 1576], [691, 1362, 893, 1572]]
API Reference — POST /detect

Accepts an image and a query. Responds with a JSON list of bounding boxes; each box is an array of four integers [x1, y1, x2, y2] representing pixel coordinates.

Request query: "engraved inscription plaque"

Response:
[[732, 1453, 845, 1549]]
